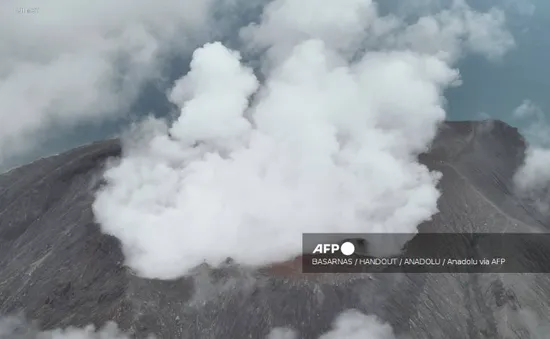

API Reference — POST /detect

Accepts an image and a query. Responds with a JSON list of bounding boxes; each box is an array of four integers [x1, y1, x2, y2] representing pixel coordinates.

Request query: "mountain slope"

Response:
[[1, 121, 549, 339]]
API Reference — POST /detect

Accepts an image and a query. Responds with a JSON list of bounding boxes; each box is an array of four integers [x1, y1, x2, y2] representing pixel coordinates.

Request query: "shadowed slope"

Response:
[[1, 121, 549, 338]]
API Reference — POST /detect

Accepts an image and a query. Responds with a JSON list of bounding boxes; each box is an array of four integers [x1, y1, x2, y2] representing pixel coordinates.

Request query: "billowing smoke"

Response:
[[0, 316, 130, 339], [514, 146, 550, 216], [317, 310, 396, 339], [0, 0, 217, 164], [513, 100, 550, 146], [267, 310, 396, 339], [512, 100, 550, 216], [267, 327, 297, 339], [0, 310, 395, 339], [241, 0, 514, 65], [92, 0, 514, 279]]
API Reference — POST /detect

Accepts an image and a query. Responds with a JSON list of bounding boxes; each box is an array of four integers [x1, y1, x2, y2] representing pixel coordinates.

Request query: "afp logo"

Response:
[[312, 241, 355, 256]]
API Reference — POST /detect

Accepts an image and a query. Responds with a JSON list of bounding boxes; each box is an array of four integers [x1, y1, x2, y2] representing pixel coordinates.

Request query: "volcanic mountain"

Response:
[[1, 120, 549, 338]]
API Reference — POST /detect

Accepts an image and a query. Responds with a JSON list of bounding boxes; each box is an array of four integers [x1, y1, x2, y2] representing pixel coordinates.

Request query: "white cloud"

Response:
[[240, 0, 400, 64], [0, 316, 131, 339], [517, 148, 550, 190], [389, 0, 514, 62], [168, 42, 259, 148], [241, 0, 514, 66], [513, 100, 550, 146], [515, 148, 550, 215], [37, 324, 131, 339], [267, 310, 396, 339], [513, 100, 540, 119], [318, 310, 396, 339], [266, 327, 298, 339], [0, 310, 394, 339], [0, 0, 216, 163], [513, 100, 550, 216], [91, 0, 515, 280]]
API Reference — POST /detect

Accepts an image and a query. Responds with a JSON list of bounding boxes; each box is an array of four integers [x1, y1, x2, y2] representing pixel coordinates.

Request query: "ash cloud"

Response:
[[92, 0, 514, 280]]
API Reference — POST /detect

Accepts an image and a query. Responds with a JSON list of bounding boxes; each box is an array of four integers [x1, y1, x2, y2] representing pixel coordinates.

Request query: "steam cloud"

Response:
[[267, 310, 396, 339], [0, 316, 129, 339], [0, 0, 217, 164], [512, 100, 550, 216], [317, 310, 397, 339], [0, 310, 395, 339], [92, 0, 514, 279]]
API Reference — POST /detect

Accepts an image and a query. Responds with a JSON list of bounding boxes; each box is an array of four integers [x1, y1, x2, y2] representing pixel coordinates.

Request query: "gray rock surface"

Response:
[[1, 121, 550, 339]]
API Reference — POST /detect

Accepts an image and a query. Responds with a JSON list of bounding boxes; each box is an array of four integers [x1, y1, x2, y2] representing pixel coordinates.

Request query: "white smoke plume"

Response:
[[513, 100, 550, 146], [266, 327, 298, 339], [267, 310, 396, 339], [0, 316, 131, 339], [390, 0, 514, 62], [92, 0, 514, 279], [241, 0, 513, 66], [0, 310, 394, 339], [0, 0, 216, 163], [515, 147, 550, 216], [512, 100, 550, 215], [317, 310, 397, 339]]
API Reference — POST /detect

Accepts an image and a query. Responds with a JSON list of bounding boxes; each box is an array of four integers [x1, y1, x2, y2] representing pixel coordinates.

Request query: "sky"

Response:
[[447, 0, 550, 124]]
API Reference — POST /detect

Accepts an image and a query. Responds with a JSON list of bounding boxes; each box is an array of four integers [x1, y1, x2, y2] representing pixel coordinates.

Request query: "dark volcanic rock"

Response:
[[1, 121, 550, 339]]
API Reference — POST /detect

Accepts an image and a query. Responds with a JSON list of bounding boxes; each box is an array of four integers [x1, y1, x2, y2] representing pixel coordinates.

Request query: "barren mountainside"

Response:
[[1, 120, 549, 339]]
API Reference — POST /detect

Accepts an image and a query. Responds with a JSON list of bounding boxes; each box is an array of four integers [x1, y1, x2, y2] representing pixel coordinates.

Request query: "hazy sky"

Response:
[[447, 0, 550, 123], [0, 0, 548, 171]]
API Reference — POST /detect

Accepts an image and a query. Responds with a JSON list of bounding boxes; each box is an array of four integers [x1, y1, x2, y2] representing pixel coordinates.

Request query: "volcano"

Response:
[[1, 120, 549, 338]]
